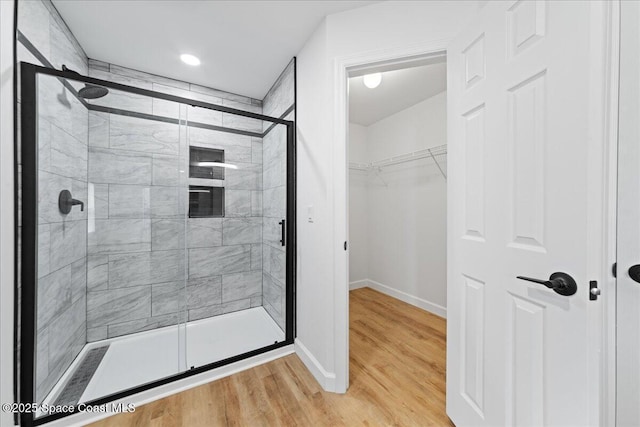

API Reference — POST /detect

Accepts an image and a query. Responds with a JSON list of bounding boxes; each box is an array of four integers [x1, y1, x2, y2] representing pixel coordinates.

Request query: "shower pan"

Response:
[[18, 62, 295, 426]]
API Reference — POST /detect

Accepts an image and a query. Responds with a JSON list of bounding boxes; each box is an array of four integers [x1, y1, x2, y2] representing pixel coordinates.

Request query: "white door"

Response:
[[617, 0, 640, 425], [447, 1, 607, 425]]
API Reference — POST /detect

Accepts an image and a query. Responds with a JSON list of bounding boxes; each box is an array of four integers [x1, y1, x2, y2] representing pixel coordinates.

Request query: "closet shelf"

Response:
[[349, 144, 447, 179]]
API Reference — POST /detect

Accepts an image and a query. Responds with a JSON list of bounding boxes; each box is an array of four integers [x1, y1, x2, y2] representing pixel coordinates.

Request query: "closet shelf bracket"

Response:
[[427, 147, 447, 180]]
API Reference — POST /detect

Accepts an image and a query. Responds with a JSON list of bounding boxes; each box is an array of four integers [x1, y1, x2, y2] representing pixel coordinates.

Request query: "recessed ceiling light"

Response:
[[180, 54, 201, 66], [363, 73, 382, 89]]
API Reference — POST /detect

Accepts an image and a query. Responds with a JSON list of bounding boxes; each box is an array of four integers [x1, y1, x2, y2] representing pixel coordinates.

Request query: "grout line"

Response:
[[44, 116, 89, 147]]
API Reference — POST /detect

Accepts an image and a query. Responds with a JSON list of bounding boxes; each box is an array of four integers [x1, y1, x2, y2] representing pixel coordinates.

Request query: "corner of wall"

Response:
[[294, 12, 336, 393], [294, 339, 337, 392]]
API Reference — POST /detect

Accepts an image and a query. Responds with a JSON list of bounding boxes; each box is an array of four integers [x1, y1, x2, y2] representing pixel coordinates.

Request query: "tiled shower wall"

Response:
[[84, 60, 266, 341], [17, 0, 89, 402], [261, 59, 295, 330]]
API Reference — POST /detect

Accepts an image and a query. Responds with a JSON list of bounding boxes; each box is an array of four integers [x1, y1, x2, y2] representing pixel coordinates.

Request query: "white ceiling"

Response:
[[52, 1, 376, 99], [349, 60, 447, 126]]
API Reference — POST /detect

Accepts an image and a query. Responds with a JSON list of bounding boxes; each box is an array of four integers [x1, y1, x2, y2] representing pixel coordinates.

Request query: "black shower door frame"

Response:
[[18, 62, 296, 427]]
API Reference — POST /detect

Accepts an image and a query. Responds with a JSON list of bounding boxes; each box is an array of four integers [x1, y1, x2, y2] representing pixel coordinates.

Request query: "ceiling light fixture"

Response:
[[180, 54, 201, 66], [363, 73, 382, 89]]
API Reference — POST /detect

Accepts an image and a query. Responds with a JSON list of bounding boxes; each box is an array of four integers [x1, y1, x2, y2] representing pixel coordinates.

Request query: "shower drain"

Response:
[[52, 345, 110, 407]]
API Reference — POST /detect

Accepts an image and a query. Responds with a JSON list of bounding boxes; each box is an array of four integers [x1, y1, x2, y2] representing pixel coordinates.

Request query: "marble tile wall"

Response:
[[17, 0, 89, 402], [85, 60, 265, 341], [261, 59, 295, 331]]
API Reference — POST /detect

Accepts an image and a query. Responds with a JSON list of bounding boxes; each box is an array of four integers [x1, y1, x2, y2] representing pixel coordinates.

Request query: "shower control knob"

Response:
[[58, 189, 84, 214]]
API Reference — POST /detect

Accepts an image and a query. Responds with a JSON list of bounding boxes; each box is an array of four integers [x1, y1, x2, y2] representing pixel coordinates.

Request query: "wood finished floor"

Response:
[[88, 287, 450, 426]]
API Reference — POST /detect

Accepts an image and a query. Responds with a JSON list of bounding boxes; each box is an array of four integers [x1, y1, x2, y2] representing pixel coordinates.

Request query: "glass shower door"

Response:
[[183, 109, 289, 370], [32, 72, 91, 411], [30, 72, 188, 419], [81, 84, 190, 402], [21, 63, 294, 426], [261, 121, 289, 335]]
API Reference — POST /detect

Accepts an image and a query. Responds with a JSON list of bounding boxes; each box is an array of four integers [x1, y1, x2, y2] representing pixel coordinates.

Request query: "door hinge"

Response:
[[612, 262, 617, 278], [344, 241, 348, 251], [589, 280, 601, 301]]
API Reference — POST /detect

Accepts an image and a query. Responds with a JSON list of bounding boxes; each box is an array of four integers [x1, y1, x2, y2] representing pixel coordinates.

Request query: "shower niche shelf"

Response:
[[190, 146, 225, 180], [189, 186, 225, 218]]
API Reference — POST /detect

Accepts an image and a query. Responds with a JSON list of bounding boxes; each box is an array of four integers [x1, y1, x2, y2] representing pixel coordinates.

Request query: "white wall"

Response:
[[0, 1, 16, 426], [295, 19, 337, 388], [363, 91, 447, 314], [295, 1, 476, 392], [348, 124, 368, 283]]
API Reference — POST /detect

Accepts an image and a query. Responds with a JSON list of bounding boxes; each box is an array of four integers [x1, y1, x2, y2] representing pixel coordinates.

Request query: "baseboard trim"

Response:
[[349, 279, 368, 290], [44, 345, 295, 427], [353, 279, 447, 319], [294, 339, 337, 391]]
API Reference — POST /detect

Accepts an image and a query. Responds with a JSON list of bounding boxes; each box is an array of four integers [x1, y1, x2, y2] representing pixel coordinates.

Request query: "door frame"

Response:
[[331, 2, 620, 423], [600, 1, 620, 425], [332, 38, 453, 393]]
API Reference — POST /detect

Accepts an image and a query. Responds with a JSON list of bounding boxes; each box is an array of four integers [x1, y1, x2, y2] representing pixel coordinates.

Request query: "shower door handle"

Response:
[[279, 220, 285, 246]]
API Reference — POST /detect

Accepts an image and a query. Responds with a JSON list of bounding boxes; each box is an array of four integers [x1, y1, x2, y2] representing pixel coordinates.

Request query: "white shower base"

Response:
[[43, 307, 284, 408]]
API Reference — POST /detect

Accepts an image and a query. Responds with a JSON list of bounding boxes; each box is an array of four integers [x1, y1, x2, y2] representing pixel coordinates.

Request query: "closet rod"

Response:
[[348, 144, 447, 179]]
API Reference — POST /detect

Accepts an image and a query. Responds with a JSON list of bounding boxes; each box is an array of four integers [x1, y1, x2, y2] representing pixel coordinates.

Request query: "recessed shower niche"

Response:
[[188, 146, 226, 218], [189, 186, 225, 218], [18, 58, 296, 426], [189, 146, 226, 180]]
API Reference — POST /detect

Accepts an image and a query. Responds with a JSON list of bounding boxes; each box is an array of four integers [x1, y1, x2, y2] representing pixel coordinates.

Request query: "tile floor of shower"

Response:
[[41, 307, 284, 410]]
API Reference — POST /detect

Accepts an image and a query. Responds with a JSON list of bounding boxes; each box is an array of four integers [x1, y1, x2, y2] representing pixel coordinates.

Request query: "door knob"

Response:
[[516, 272, 578, 296], [629, 265, 640, 283]]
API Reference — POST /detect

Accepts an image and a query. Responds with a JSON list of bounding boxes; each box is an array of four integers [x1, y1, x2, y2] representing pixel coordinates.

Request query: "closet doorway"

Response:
[[348, 56, 447, 312], [346, 56, 448, 410]]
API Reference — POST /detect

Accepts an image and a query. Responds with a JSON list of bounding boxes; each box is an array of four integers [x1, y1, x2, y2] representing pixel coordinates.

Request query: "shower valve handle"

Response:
[[59, 189, 84, 214], [72, 198, 85, 211]]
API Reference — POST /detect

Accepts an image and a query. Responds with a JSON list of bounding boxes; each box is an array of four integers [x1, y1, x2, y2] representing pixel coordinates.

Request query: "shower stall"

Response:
[[18, 62, 295, 425]]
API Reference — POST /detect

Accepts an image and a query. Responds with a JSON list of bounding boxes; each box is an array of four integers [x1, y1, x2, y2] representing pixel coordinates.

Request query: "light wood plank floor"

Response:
[[88, 288, 450, 426]]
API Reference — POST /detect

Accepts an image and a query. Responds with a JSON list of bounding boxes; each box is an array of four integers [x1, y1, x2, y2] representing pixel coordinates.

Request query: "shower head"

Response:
[[78, 84, 109, 99], [61, 64, 109, 100]]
